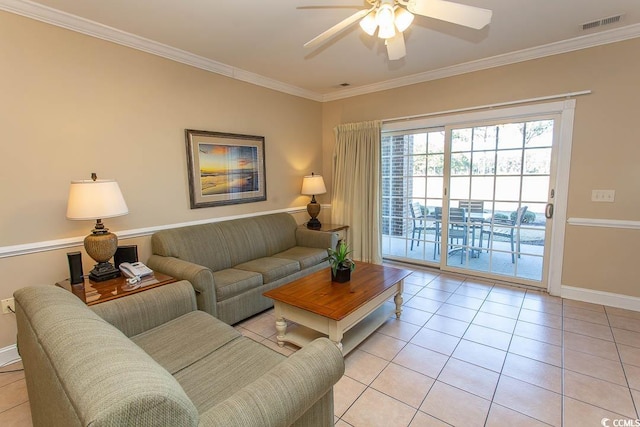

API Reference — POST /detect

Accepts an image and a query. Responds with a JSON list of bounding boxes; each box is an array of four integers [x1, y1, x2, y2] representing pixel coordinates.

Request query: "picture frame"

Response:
[[185, 129, 266, 209]]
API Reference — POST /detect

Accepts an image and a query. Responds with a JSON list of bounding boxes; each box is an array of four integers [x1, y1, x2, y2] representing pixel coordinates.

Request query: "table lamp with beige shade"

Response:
[[301, 172, 327, 230], [66, 173, 129, 282]]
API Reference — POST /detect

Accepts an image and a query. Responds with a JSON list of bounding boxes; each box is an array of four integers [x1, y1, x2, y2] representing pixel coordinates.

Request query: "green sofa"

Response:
[[147, 213, 338, 325], [15, 281, 344, 427]]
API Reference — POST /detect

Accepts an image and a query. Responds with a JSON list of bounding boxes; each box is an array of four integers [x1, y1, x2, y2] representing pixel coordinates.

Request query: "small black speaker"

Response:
[[114, 245, 138, 268], [67, 251, 84, 285]]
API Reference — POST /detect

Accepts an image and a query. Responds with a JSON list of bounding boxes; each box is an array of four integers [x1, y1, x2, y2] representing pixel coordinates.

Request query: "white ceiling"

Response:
[[5, 0, 640, 101]]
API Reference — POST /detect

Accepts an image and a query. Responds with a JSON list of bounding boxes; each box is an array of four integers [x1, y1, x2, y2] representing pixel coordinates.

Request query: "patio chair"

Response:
[[409, 202, 435, 250], [458, 200, 485, 214], [434, 207, 468, 263], [479, 206, 528, 263]]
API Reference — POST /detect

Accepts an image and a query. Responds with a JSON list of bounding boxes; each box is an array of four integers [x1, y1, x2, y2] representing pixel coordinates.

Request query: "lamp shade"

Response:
[[301, 174, 327, 196], [66, 179, 129, 220]]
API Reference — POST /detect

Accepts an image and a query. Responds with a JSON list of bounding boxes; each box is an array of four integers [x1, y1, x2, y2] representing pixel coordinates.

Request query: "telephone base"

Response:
[[89, 262, 121, 282]]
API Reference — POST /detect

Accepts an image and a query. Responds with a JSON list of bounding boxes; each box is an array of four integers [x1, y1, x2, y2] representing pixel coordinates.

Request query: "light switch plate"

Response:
[[591, 189, 615, 202]]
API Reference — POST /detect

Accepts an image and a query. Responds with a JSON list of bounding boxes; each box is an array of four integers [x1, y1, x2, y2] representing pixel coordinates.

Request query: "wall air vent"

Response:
[[581, 14, 624, 31]]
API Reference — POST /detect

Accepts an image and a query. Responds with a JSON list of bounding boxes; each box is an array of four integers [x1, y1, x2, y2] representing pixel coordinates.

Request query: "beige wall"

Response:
[[2, 9, 639, 351], [0, 12, 323, 349], [321, 38, 640, 298]]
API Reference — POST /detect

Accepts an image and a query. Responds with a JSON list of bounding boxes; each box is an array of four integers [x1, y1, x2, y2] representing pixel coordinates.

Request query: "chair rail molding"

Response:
[[567, 217, 640, 230], [0, 206, 319, 259]]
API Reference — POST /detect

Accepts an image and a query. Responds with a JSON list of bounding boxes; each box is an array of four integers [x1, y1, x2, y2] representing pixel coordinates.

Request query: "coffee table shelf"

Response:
[[264, 263, 412, 355], [282, 301, 397, 355]]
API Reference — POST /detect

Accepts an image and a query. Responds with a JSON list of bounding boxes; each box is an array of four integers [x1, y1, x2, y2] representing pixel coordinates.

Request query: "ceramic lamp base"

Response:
[[306, 199, 322, 229], [89, 262, 121, 282], [84, 220, 120, 282]]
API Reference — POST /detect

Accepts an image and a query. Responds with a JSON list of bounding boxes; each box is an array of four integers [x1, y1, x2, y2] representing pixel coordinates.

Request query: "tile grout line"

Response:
[[605, 306, 640, 419]]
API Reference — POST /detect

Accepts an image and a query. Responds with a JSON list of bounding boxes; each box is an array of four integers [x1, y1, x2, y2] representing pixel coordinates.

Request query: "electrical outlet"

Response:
[[1, 298, 15, 314], [591, 189, 615, 202]]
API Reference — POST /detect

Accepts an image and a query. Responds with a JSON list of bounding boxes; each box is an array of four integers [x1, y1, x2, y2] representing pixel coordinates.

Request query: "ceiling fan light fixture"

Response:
[[378, 24, 396, 39], [359, 11, 378, 36], [394, 7, 414, 32], [376, 3, 395, 29]]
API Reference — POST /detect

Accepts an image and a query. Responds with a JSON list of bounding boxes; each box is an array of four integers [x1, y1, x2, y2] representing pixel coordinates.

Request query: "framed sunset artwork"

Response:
[[185, 129, 266, 208]]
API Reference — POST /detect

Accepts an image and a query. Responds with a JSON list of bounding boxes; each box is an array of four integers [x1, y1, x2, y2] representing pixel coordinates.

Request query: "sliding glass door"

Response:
[[444, 119, 555, 283], [381, 108, 561, 288]]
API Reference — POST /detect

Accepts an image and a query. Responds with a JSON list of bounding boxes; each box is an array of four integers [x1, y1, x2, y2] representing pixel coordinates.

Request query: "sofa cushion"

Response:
[[132, 311, 241, 374], [174, 337, 284, 413], [235, 257, 300, 284], [213, 268, 263, 302], [273, 246, 328, 270], [151, 223, 232, 272]]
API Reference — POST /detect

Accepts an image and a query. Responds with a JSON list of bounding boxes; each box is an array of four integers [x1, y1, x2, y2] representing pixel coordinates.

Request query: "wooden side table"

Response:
[[314, 224, 349, 233], [304, 223, 349, 243], [55, 272, 176, 305]]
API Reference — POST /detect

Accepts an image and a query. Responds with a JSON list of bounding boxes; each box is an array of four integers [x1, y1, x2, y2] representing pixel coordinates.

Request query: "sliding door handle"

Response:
[[545, 203, 554, 219]]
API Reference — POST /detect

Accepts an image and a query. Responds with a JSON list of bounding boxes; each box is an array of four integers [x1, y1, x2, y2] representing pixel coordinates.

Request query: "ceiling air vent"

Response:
[[581, 14, 624, 31]]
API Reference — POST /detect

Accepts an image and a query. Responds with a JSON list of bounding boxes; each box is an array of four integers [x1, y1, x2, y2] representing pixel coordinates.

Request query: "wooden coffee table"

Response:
[[263, 263, 412, 355]]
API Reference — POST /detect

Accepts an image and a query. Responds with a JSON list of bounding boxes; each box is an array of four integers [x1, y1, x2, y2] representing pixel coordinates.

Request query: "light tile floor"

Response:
[[3, 266, 640, 426]]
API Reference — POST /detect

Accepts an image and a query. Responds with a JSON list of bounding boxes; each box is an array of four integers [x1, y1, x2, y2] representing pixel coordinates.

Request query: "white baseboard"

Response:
[[0, 344, 20, 367], [562, 285, 640, 312]]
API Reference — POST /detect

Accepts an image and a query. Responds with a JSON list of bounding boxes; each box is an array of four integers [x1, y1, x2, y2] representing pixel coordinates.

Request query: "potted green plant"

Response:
[[327, 241, 356, 283]]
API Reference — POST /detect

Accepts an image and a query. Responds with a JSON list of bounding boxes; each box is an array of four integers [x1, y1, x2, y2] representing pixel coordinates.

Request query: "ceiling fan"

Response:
[[303, 0, 492, 60]]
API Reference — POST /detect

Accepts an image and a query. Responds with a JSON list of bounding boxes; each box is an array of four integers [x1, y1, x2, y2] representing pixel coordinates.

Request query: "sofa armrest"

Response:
[[199, 337, 344, 427], [147, 254, 218, 318], [91, 280, 196, 337], [295, 227, 338, 250]]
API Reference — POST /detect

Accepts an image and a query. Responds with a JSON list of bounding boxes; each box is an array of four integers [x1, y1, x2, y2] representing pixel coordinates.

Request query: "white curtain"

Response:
[[331, 120, 382, 264]]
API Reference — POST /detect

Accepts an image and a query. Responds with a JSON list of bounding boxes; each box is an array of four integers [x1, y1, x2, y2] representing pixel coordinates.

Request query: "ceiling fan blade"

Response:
[[407, 0, 492, 30], [304, 8, 372, 50], [386, 33, 406, 60]]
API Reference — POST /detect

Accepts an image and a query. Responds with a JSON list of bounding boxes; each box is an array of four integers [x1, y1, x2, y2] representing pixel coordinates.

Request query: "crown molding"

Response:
[[321, 23, 640, 102], [0, 0, 322, 101], [2, 0, 640, 103]]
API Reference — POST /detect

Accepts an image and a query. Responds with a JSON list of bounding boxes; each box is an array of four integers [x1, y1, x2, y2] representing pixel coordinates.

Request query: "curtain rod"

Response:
[[383, 90, 591, 124]]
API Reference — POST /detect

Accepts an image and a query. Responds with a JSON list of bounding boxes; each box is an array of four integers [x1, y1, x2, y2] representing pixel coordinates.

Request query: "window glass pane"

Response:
[[494, 201, 519, 215], [524, 120, 554, 148], [472, 126, 497, 150], [428, 131, 445, 153], [451, 152, 471, 175], [523, 202, 546, 225], [470, 176, 495, 200], [426, 177, 444, 198], [524, 148, 551, 175], [495, 177, 521, 201], [496, 150, 523, 175], [411, 155, 426, 176], [411, 134, 427, 154], [411, 177, 426, 199], [450, 177, 470, 199], [497, 123, 524, 149], [472, 151, 496, 175], [452, 129, 472, 152], [427, 154, 444, 176], [522, 176, 549, 202]]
